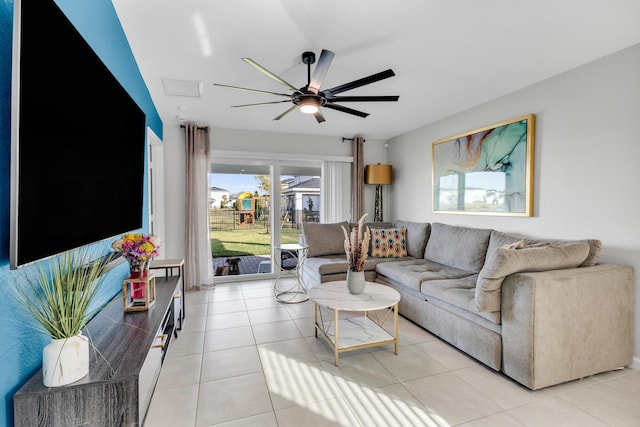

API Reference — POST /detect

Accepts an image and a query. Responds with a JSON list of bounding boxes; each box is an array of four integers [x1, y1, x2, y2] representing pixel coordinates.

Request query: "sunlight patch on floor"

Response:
[[260, 347, 450, 426]]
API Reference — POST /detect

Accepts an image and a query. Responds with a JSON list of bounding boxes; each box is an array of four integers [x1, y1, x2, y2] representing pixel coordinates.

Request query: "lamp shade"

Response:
[[365, 164, 393, 185]]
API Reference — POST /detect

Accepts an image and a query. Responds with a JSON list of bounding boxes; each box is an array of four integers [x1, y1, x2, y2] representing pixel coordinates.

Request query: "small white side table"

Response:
[[149, 258, 185, 329], [273, 243, 309, 304]]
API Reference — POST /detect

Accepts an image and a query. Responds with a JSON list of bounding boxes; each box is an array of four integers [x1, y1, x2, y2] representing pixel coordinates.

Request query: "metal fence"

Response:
[[210, 208, 268, 231], [209, 208, 319, 231]]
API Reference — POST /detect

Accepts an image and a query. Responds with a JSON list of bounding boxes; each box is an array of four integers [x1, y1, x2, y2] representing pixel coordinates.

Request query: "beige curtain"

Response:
[[321, 160, 351, 223], [183, 123, 214, 291], [351, 136, 365, 221]]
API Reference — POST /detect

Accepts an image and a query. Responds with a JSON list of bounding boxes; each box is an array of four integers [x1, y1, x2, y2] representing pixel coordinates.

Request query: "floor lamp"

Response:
[[365, 164, 393, 222]]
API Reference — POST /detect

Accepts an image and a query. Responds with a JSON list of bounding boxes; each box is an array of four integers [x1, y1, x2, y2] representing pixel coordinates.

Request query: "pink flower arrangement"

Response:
[[111, 233, 161, 270]]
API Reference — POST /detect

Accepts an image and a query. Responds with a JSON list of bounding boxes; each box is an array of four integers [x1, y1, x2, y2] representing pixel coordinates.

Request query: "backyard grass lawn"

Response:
[[211, 227, 302, 257]]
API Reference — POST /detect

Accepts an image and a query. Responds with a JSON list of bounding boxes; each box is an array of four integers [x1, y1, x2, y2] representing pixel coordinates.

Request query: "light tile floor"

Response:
[[145, 279, 640, 427]]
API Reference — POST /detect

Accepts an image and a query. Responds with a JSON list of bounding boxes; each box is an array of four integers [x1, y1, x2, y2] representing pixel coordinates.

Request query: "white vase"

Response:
[[346, 270, 366, 294], [42, 333, 89, 387]]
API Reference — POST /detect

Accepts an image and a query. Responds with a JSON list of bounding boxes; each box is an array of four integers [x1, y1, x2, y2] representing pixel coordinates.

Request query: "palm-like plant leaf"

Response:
[[12, 249, 107, 339]]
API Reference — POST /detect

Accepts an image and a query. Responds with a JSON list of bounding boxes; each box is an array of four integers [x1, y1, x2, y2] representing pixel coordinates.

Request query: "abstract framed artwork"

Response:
[[432, 114, 535, 216]]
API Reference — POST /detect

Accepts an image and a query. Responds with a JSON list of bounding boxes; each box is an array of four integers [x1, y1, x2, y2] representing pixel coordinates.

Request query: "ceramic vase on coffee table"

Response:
[[346, 270, 365, 294]]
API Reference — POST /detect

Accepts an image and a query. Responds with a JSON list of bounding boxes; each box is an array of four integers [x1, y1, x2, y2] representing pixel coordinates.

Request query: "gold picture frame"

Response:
[[432, 114, 535, 216]]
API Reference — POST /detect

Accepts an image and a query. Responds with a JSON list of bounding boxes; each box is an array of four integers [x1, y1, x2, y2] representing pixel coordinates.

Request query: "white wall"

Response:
[[161, 126, 388, 259], [387, 43, 640, 362]]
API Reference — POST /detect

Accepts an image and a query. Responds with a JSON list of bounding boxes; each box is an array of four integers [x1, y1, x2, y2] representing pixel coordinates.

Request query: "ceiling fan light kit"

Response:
[[299, 98, 319, 114], [214, 49, 399, 123]]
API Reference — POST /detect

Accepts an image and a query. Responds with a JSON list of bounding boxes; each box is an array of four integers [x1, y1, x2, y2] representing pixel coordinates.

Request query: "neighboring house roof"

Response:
[[283, 178, 320, 192], [210, 186, 228, 192]]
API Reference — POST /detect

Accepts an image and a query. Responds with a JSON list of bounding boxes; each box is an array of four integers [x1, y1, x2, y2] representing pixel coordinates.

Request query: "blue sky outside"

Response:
[[209, 174, 261, 195], [209, 174, 297, 196]]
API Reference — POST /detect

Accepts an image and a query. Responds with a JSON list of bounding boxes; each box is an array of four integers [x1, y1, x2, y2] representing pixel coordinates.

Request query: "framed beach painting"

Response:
[[432, 114, 535, 216]]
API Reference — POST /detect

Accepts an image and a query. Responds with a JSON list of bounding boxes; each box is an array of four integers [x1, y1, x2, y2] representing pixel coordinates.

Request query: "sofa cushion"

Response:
[[303, 221, 349, 257], [394, 220, 431, 258], [361, 221, 393, 230], [487, 230, 602, 267], [424, 223, 492, 272], [475, 242, 591, 312], [420, 276, 501, 325], [375, 259, 477, 292], [370, 227, 408, 258], [303, 255, 350, 276], [303, 253, 399, 279]]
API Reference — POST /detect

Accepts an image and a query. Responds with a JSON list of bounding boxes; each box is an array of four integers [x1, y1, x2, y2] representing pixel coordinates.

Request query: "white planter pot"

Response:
[[346, 270, 366, 294], [42, 333, 89, 387]]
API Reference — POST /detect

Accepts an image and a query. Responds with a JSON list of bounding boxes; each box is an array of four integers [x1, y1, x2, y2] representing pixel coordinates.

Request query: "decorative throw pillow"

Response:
[[370, 227, 408, 258], [349, 221, 392, 254], [475, 242, 590, 312]]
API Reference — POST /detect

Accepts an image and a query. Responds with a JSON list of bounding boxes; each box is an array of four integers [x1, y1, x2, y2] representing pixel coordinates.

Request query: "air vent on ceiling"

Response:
[[162, 78, 202, 97]]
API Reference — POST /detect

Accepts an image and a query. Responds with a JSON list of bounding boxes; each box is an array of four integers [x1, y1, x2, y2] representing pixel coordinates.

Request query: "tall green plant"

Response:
[[12, 249, 108, 339]]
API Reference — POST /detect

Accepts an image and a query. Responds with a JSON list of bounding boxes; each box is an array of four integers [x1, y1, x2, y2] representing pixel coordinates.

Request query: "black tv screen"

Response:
[[10, 0, 146, 268]]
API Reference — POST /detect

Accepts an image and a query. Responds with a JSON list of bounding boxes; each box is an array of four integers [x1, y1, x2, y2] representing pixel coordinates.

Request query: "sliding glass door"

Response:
[[209, 158, 321, 279]]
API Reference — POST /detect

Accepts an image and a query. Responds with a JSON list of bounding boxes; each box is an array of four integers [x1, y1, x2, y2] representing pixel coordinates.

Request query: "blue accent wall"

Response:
[[0, 1, 162, 425]]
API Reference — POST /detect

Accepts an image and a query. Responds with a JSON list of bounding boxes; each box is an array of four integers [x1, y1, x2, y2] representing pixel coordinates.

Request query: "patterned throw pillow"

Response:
[[371, 227, 408, 258]]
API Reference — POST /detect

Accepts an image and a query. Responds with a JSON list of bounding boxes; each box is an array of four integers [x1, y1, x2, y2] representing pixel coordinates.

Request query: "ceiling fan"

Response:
[[213, 49, 399, 123]]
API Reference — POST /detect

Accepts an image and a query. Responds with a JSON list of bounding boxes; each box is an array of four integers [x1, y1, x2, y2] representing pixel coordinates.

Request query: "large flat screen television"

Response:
[[10, 0, 147, 269]]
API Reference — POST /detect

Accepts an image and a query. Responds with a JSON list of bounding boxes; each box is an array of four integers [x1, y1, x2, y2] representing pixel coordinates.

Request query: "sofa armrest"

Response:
[[501, 264, 633, 390]]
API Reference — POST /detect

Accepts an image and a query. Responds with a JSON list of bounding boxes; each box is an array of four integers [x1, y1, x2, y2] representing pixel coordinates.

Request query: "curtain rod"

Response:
[[342, 137, 366, 143], [179, 124, 209, 130]]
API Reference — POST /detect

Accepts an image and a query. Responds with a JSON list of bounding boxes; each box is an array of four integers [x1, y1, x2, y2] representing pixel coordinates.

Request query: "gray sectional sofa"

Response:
[[300, 220, 634, 390]]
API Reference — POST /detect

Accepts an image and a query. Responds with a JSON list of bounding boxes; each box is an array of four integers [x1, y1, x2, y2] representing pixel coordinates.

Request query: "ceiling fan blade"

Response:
[[323, 69, 396, 95], [273, 105, 299, 121], [326, 95, 399, 102], [323, 103, 369, 118], [313, 110, 326, 123], [242, 57, 298, 92], [213, 83, 291, 97], [231, 100, 292, 108], [308, 49, 335, 94]]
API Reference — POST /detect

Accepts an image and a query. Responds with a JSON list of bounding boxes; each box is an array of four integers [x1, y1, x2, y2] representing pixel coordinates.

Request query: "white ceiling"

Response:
[[111, 0, 640, 140]]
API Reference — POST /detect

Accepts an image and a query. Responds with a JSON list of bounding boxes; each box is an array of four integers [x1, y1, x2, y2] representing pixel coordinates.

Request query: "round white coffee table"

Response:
[[307, 281, 400, 365]]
